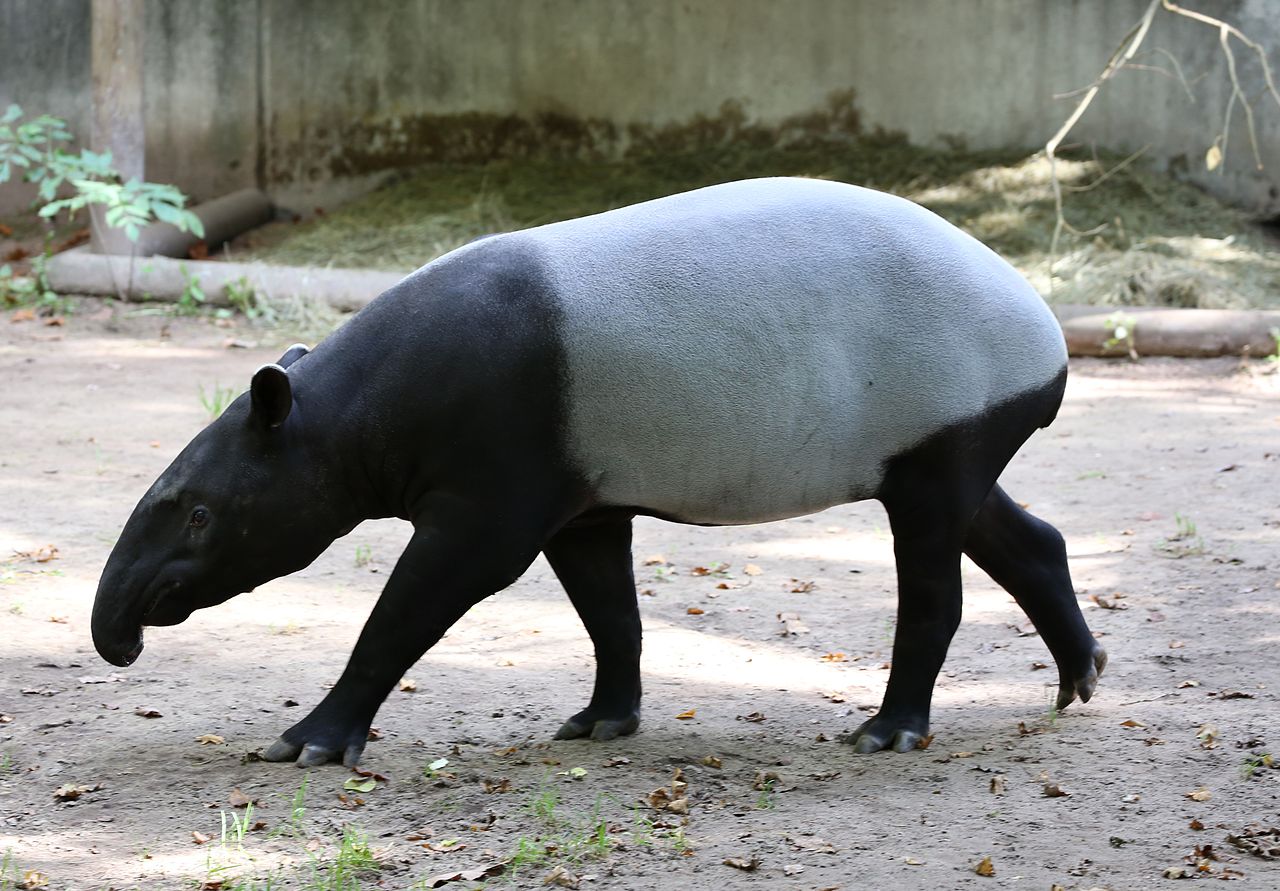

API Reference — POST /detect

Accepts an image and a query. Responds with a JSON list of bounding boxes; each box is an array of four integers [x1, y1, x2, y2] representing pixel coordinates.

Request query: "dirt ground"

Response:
[[1, 300, 1278, 891]]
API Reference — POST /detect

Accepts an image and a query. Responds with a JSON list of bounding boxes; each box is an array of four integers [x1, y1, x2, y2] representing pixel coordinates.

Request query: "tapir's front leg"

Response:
[[264, 509, 544, 768]]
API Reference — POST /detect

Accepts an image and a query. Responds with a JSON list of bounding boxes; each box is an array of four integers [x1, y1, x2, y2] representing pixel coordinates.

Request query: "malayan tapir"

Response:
[[92, 177, 1106, 768]]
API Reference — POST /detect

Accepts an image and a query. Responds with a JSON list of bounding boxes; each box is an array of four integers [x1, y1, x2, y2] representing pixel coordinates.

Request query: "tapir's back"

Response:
[[492, 178, 1064, 524]]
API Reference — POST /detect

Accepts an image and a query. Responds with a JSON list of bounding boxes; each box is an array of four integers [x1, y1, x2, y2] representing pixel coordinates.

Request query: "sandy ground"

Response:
[[1, 300, 1278, 891]]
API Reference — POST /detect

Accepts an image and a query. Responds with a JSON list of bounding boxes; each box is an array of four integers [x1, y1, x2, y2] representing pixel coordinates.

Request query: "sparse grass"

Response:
[[755, 778, 777, 810], [306, 826, 379, 891], [354, 545, 372, 568], [198, 382, 236, 420], [0, 752, 14, 774], [1241, 752, 1275, 779], [1157, 512, 1205, 558], [236, 144, 1280, 310]]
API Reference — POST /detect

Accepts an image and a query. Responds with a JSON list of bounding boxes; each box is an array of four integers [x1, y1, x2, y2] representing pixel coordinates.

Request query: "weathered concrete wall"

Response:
[[2, 0, 1278, 215]]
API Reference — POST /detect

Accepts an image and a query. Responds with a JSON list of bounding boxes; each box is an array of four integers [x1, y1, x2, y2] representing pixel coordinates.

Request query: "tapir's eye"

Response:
[[189, 507, 209, 528]]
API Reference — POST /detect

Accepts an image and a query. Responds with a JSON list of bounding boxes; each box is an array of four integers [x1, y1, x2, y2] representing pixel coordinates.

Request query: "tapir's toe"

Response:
[[1055, 645, 1108, 712], [263, 737, 304, 763], [554, 709, 640, 742], [848, 715, 929, 754]]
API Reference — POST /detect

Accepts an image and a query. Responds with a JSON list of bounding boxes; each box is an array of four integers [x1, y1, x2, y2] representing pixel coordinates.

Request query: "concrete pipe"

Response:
[[126, 188, 275, 258]]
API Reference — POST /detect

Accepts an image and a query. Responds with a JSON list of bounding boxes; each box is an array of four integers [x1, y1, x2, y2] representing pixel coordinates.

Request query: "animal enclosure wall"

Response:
[[2, 0, 1277, 215]]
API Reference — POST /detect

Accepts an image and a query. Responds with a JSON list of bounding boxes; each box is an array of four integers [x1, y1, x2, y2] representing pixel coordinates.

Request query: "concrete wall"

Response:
[[2, 0, 1278, 215]]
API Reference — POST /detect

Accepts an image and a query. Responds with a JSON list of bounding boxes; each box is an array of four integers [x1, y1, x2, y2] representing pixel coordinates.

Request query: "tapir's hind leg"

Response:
[[963, 484, 1106, 710], [543, 518, 643, 741]]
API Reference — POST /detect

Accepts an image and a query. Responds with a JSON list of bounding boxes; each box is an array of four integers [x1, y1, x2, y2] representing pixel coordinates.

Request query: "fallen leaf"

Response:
[[53, 783, 101, 802], [43, 316, 64, 327], [1120, 718, 1146, 728], [134, 706, 163, 718], [1212, 690, 1255, 700], [820, 652, 847, 663], [904, 857, 924, 866], [1178, 680, 1201, 689], [421, 862, 505, 887], [744, 563, 762, 575], [787, 579, 817, 593], [784, 864, 806, 875], [642, 554, 668, 566], [1162, 866, 1193, 879], [1190, 820, 1205, 831], [1169, 640, 1185, 649], [1196, 724, 1220, 749], [915, 734, 935, 750], [197, 734, 225, 746], [820, 691, 846, 703], [788, 836, 837, 853], [989, 776, 1006, 794], [974, 855, 995, 876], [736, 711, 765, 723], [1090, 593, 1127, 610], [1042, 783, 1070, 798], [544, 864, 580, 888], [228, 788, 256, 808], [399, 678, 418, 692], [47, 615, 68, 624], [1226, 824, 1280, 860], [675, 709, 696, 720], [1185, 787, 1212, 802], [604, 756, 631, 767], [10, 308, 35, 323], [700, 755, 722, 768], [192, 830, 211, 845], [723, 855, 760, 871], [16, 872, 50, 890], [1030, 661, 1049, 670], [686, 607, 704, 616]]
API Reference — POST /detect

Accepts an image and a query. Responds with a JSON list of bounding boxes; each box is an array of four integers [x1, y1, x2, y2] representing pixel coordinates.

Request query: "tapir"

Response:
[[92, 177, 1106, 768]]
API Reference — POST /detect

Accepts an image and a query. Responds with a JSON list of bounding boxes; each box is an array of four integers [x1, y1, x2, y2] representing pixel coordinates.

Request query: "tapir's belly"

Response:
[[521, 178, 1066, 524]]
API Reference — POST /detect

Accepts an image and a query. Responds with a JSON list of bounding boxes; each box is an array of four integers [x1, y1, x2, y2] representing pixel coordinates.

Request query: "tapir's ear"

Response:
[[277, 343, 310, 369], [250, 364, 292, 429]]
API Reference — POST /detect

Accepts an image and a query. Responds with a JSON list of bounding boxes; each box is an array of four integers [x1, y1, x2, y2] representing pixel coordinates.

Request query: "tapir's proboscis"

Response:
[[92, 178, 1105, 768]]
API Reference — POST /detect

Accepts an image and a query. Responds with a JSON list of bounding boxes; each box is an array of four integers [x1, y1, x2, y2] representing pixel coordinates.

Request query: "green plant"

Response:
[[1103, 311, 1139, 360], [225, 275, 272, 321], [0, 752, 14, 773], [221, 802, 256, 851], [307, 826, 379, 891], [422, 757, 450, 781], [755, 778, 776, 809], [1157, 512, 1205, 558], [1241, 752, 1274, 779], [354, 545, 372, 568], [198, 382, 236, 420], [176, 263, 206, 314], [1267, 326, 1280, 363], [2, 105, 203, 241], [526, 780, 560, 824]]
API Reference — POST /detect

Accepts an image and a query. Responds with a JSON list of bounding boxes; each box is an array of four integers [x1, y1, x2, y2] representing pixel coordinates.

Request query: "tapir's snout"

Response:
[[92, 604, 145, 667]]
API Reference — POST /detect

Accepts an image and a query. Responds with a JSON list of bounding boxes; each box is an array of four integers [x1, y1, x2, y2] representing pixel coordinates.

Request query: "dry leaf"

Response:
[[723, 856, 760, 872], [399, 678, 418, 692], [642, 554, 668, 566], [1190, 820, 1206, 831], [700, 754, 722, 768], [1030, 661, 1048, 670], [1042, 783, 1070, 798], [17, 872, 50, 890], [10, 308, 35, 323], [543, 864, 580, 888], [675, 709, 696, 720], [1178, 680, 1200, 689], [915, 733, 935, 750], [134, 706, 163, 718], [1206, 143, 1223, 171], [1120, 719, 1145, 729], [820, 691, 846, 703], [192, 830, 211, 845], [686, 607, 705, 616], [788, 836, 837, 853], [974, 855, 995, 877], [1090, 593, 1126, 610], [53, 783, 101, 802], [604, 756, 631, 767], [744, 563, 762, 575], [1186, 787, 1212, 802], [737, 711, 766, 723], [820, 652, 847, 662], [989, 776, 1006, 794], [1196, 724, 1220, 749], [787, 579, 817, 593], [228, 787, 255, 808], [197, 734, 225, 746]]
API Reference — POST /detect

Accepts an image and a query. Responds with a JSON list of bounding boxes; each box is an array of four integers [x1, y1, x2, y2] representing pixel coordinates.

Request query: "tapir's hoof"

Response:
[[553, 709, 640, 741], [1055, 645, 1108, 712], [847, 715, 929, 754], [263, 734, 366, 768]]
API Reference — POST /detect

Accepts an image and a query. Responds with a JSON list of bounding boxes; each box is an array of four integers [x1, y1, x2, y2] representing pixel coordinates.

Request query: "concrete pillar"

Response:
[[89, 0, 144, 254]]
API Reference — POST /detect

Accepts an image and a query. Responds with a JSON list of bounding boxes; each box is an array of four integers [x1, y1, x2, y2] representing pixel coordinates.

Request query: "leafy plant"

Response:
[[1267, 326, 1280, 363], [225, 275, 271, 321]]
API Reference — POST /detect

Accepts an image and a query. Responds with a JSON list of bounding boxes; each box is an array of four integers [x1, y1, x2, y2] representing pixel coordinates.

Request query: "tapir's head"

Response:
[[92, 344, 346, 667]]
